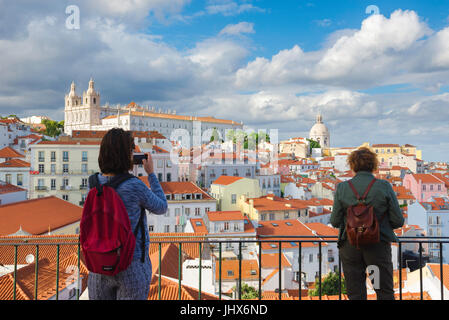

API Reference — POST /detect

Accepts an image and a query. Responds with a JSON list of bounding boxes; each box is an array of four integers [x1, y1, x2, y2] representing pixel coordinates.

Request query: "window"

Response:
[[51, 164, 56, 174], [38, 164, 45, 173], [309, 254, 313, 263], [63, 151, 69, 162], [284, 212, 290, 219], [51, 179, 56, 190], [269, 213, 275, 220], [81, 164, 88, 174], [165, 209, 170, 217], [82, 151, 88, 162], [81, 178, 88, 188], [261, 214, 266, 221], [17, 174, 23, 186], [164, 225, 170, 232], [227, 270, 234, 277], [231, 194, 237, 204], [157, 160, 163, 168], [438, 185, 442, 191], [175, 208, 181, 216], [430, 185, 434, 191], [38, 151, 45, 162], [149, 225, 154, 232], [63, 164, 69, 173], [166, 173, 171, 182], [224, 222, 230, 231], [51, 151, 56, 162], [205, 207, 210, 213], [195, 208, 200, 216], [185, 208, 190, 216], [5, 174, 11, 184], [158, 173, 163, 181], [423, 185, 426, 191], [62, 195, 69, 201]]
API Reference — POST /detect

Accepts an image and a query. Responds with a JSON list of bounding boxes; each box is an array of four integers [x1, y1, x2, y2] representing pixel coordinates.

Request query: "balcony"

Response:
[[79, 185, 88, 190], [0, 235, 446, 300], [34, 186, 48, 191]]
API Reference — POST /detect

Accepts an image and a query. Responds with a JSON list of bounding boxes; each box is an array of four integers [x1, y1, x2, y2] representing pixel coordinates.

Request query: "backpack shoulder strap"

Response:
[[361, 178, 377, 200], [347, 180, 361, 200], [105, 173, 135, 190], [88, 173, 103, 196]]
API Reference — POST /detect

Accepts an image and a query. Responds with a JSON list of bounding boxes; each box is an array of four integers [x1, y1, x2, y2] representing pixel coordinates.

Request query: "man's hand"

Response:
[[142, 152, 154, 175]]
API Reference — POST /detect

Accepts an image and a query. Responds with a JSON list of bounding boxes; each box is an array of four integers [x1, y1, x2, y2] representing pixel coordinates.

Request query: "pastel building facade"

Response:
[[403, 174, 447, 202]]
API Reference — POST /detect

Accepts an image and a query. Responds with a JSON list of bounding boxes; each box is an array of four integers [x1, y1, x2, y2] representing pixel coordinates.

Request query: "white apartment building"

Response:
[[407, 196, 449, 263], [139, 179, 217, 233], [28, 140, 101, 206], [0, 159, 30, 191]]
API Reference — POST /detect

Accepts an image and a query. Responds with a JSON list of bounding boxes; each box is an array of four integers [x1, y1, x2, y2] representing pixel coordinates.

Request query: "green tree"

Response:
[[307, 138, 321, 149], [308, 272, 346, 297], [42, 119, 64, 137], [233, 283, 259, 300]]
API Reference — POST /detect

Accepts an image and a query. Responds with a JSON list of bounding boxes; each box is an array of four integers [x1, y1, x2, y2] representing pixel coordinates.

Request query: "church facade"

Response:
[[64, 79, 244, 141]]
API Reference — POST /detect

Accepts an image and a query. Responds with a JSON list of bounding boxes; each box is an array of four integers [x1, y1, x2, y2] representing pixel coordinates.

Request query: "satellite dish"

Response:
[[25, 254, 35, 264]]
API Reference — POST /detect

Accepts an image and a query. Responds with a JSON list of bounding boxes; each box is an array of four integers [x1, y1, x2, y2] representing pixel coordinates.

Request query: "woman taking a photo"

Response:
[[86, 128, 167, 300]]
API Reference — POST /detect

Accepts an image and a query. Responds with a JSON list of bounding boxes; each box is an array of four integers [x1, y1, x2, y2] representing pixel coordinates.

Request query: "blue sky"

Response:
[[1, 0, 449, 161]]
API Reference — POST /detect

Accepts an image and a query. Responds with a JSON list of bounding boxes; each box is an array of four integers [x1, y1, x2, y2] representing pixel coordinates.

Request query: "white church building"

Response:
[[64, 79, 244, 142]]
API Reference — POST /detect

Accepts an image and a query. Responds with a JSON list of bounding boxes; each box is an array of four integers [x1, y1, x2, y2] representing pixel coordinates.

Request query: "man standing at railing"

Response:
[[330, 147, 404, 300]]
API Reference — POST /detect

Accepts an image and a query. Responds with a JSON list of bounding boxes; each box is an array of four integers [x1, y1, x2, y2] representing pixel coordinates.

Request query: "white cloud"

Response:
[[206, 1, 265, 16], [219, 22, 255, 36]]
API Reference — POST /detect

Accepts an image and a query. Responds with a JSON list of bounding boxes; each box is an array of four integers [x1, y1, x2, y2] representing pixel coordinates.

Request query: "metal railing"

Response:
[[0, 235, 447, 300]]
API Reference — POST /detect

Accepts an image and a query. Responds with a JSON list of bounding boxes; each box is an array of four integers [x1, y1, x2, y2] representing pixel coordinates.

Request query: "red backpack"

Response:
[[80, 173, 145, 276]]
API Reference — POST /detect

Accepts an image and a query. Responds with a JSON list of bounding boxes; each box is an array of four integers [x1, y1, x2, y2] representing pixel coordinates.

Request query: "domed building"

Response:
[[309, 112, 330, 149]]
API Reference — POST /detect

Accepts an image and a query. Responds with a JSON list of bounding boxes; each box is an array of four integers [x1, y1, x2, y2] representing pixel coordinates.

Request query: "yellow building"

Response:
[[210, 175, 262, 211], [240, 194, 309, 222], [371, 143, 423, 164]]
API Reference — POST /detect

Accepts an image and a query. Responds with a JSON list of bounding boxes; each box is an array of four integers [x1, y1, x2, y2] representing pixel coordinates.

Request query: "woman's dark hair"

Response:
[[347, 147, 379, 173], [98, 128, 135, 174]]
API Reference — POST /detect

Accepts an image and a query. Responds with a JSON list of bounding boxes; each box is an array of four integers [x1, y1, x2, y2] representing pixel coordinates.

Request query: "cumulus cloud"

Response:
[[219, 22, 255, 36]]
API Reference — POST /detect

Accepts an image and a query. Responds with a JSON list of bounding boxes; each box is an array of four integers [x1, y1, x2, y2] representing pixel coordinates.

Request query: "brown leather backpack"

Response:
[[346, 178, 386, 249]]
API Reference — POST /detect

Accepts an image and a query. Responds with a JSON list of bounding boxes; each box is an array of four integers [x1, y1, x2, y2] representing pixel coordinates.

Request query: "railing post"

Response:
[[398, 242, 402, 301], [338, 248, 342, 300], [178, 242, 182, 300], [199, 242, 202, 301], [34, 245, 39, 300], [279, 241, 282, 300], [440, 242, 444, 300], [258, 241, 262, 301], [13, 245, 18, 301], [419, 242, 423, 300], [298, 242, 302, 301], [219, 242, 222, 300], [77, 242, 80, 300], [318, 242, 322, 300], [158, 242, 161, 300], [56, 245, 60, 300], [238, 241, 242, 300]]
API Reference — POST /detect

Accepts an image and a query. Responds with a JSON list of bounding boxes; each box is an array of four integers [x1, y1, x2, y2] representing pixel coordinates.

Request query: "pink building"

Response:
[[403, 174, 447, 202]]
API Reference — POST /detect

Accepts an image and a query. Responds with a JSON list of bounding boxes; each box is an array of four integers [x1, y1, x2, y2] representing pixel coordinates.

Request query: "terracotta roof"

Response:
[[212, 175, 244, 186], [0, 158, 30, 168], [372, 144, 400, 148], [189, 219, 208, 233], [0, 147, 25, 159], [305, 223, 339, 237], [103, 110, 241, 126], [0, 182, 27, 195], [37, 141, 100, 145], [411, 174, 444, 184], [206, 211, 244, 222], [148, 275, 219, 300], [215, 259, 259, 281], [149, 243, 182, 280], [0, 197, 82, 236], [259, 252, 291, 269], [152, 145, 169, 153], [148, 233, 207, 259], [138, 178, 213, 200], [256, 219, 325, 249], [247, 195, 309, 212]]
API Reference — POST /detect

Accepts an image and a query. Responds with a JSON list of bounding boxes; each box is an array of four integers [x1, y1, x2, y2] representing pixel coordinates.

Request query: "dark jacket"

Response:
[[330, 171, 405, 244]]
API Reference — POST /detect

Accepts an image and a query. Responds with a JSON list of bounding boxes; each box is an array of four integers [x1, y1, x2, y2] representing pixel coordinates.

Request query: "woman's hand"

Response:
[[142, 152, 154, 175]]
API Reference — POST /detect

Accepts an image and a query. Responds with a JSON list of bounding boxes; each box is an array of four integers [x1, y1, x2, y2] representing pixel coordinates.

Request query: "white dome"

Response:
[[310, 123, 329, 136]]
